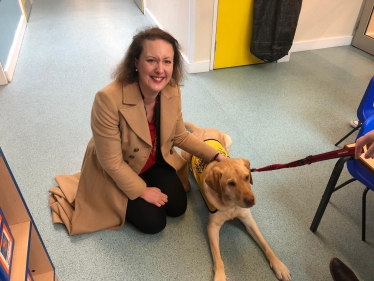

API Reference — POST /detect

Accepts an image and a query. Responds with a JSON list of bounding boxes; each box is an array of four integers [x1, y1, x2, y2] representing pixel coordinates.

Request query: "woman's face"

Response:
[[135, 39, 174, 97]]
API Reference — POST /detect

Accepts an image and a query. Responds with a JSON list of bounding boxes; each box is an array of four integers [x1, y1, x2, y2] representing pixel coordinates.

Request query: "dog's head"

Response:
[[204, 158, 255, 208]]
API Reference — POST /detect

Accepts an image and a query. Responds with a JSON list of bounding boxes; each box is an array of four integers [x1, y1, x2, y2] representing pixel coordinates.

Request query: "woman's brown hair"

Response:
[[112, 27, 184, 87]]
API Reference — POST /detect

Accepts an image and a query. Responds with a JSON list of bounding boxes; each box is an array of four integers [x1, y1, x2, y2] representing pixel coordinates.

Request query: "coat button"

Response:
[[129, 155, 134, 159], [134, 148, 139, 152], [170, 149, 173, 155]]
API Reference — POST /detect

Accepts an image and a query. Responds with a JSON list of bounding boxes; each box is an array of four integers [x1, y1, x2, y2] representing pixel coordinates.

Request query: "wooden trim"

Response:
[[28, 225, 54, 276], [33, 271, 55, 281], [9, 221, 31, 281], [0, 154, 30, 224]]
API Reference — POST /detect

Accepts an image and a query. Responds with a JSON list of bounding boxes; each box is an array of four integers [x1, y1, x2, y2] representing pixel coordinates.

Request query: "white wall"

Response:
[[145, 0, 365, 73], [194, 0, 215, 62], [291, 0, 363, 52], [145, 0, 215, 73], [145, 0, 190, 59]]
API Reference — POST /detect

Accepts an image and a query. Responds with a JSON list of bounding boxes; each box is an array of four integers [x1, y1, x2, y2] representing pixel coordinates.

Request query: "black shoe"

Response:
[[329, 258, 359, 281]]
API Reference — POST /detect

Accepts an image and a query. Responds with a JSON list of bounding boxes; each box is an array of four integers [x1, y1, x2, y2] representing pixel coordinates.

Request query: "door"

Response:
[[352, 0, 374, 56], [213, 0, 263, 69]]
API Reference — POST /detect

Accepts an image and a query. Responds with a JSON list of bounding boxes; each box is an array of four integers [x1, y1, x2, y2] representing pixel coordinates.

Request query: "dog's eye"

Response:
[[228, 181, 236, 187], [245, 175, 249, 181]]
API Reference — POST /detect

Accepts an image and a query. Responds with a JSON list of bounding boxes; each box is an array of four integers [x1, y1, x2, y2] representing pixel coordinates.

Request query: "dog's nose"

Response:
[[244, 197, 255, 207]]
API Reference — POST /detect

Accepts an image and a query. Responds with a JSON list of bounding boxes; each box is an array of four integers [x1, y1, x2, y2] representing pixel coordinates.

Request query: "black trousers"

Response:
[[126, 163, 187, 234]]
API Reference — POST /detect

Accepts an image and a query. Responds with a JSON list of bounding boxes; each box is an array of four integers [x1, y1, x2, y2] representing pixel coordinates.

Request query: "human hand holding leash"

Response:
[[140, 187, 168, 207], [355, 130, 374, 159]]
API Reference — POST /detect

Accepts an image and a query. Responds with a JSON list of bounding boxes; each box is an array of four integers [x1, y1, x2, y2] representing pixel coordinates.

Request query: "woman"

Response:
[[49, 27, 226, 235]]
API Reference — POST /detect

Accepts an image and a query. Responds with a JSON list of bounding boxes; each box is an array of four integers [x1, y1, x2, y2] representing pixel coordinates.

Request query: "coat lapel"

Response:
[[119, 83, 151, 146], [160, 85, 178, 147]]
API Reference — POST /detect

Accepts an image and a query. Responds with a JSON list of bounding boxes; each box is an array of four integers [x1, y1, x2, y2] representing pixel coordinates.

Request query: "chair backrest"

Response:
[[357, 76, 374, 122], [356, 114, 374, 140]]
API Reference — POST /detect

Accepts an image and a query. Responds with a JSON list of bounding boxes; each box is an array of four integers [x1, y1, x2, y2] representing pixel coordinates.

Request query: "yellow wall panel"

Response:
[[214, 0, 263, 69]]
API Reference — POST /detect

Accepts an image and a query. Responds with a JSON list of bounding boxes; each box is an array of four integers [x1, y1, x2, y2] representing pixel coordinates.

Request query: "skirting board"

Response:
[[181, 54, 210, 73], [0, 63, 8, 86], [267, 36, 353, 63], [290, 35, 353, 53], [4, 15, 27, 82]]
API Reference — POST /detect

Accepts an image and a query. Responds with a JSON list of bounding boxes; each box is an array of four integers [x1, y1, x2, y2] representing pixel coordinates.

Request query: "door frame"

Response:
[[351, 0, 374, 56], [209, 0, 218, 70]]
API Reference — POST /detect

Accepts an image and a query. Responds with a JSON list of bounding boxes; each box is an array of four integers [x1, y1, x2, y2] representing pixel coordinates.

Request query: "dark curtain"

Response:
[[251, 0, 303, 62]]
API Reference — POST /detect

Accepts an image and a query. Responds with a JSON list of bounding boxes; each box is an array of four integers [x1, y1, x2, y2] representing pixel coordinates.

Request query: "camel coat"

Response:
[[49, 81, 218, 235]]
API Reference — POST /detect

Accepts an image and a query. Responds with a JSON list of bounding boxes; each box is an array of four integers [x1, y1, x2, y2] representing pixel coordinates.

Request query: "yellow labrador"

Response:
[[181, 122, 291, 281]]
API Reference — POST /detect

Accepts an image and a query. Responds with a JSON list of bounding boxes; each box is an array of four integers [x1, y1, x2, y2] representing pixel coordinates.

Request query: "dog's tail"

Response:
[[184, 122, 200, 133]]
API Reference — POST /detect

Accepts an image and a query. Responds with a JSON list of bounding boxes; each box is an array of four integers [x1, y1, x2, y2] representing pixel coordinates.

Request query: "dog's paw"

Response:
[[213, 274, 226, 281], [213, 269, 227, 281], [271, 260, 291, 281]]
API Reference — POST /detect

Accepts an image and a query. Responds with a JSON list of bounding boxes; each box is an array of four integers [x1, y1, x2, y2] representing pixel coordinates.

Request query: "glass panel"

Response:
[[365, 6, 374, 39]]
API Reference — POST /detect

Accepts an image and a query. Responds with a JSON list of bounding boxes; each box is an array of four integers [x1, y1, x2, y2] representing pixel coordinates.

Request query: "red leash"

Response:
[[251, 146, 358, 172]]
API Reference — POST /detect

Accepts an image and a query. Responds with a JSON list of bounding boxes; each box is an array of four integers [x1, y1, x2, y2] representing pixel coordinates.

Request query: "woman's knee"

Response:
[[140, 217, 166, 234], [127, 214, 166, 234], [166, 196, 187, 217], [126, 199, 167, 234]]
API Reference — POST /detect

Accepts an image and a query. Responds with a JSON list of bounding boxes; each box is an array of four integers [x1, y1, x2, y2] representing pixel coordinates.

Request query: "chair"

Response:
[[335, 76, 374, 146], [311, 114, 374, 241]]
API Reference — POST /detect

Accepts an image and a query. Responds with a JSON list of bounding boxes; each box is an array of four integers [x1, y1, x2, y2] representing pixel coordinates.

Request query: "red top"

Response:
[[139, 97, 159, 174], [139, 120, 157, 174]]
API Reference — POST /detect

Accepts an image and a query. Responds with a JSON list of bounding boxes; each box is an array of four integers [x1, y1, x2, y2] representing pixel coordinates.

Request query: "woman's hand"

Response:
[[216, 154, 228, 162], [140, 187, 168, 207], [355, 130, 374, 159]]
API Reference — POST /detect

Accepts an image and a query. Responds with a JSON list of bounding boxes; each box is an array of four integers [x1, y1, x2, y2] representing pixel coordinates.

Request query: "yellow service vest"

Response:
[[191, 139, 229, 213]]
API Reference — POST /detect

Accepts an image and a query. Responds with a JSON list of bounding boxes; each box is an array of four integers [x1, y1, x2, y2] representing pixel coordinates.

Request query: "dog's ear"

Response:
[[241, 158, 253, 184], [205, 166, 223, 198]]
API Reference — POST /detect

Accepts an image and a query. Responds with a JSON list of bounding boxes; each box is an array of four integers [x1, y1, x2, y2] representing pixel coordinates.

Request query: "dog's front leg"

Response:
[[239, 213, 291, 281], [207, 214, 226, 281]]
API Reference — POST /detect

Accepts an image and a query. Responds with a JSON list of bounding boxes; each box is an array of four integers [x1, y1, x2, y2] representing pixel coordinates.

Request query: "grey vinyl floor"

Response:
[[1, 0, 374, 280]]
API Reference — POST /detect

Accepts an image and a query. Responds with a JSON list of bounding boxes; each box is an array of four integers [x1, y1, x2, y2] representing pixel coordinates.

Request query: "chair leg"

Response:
[[362, 187, 369, 241], [310, 156, 352, 232], [335, 123, 362, 147]]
